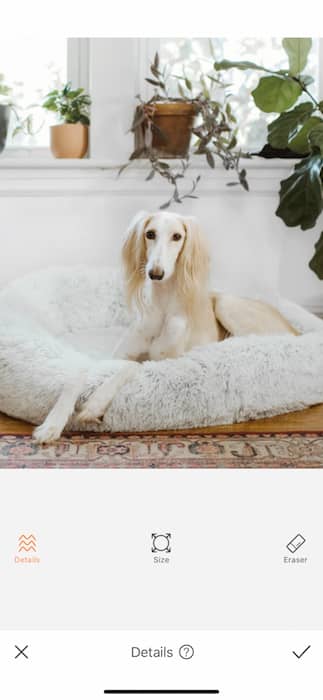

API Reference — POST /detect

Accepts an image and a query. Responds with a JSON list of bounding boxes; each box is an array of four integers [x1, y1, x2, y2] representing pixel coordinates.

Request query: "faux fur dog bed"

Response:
[[0, 265, 323, 431]]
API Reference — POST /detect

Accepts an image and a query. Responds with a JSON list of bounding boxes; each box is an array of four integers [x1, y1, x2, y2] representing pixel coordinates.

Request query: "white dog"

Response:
[[118, 210, 298, 362], [33, 210, 297, 441]]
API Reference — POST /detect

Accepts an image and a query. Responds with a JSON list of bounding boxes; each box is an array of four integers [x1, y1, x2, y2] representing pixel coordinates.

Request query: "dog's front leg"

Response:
[[78, 362, 139, 424], [33, 369, 87, 444], [149, 316, 188, 360]]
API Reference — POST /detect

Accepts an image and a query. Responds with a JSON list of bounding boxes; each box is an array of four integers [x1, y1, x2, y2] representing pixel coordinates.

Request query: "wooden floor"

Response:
[[0, 404, 323, 435]]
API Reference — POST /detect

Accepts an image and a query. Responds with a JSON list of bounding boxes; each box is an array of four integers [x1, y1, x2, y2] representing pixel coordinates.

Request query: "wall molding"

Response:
[[0, 158, 292, 197]]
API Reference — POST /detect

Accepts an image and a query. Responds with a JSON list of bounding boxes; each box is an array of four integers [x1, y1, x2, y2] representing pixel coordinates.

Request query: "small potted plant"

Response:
[[133, 54, 198, 159], [42, 82, 91, 158], [122, 53, 249, 209], [0, 73, 12, 153]]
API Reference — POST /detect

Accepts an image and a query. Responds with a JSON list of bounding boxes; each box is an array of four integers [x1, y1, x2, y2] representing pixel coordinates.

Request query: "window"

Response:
[[159, 37, 320, 151], [0, 38, 67, 148]]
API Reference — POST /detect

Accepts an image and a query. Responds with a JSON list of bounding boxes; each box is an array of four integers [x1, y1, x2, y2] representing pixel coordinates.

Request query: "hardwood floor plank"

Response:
[[0, 404, 323, 436]]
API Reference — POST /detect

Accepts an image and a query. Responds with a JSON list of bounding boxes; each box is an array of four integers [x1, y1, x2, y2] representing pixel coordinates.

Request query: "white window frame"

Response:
[[4, 38, 89, 159], [3, 37, 323, 164]]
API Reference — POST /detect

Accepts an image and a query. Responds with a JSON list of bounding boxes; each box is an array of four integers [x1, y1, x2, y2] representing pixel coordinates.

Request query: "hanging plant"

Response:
[[120, 53, 249, 209]]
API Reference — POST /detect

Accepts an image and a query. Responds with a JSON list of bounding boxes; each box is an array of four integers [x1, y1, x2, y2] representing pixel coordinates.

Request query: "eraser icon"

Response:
[[286, 534, 306, 553]]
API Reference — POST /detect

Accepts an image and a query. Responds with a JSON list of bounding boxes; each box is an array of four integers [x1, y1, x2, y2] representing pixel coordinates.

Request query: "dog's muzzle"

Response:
[[148, 268, 165, 281]]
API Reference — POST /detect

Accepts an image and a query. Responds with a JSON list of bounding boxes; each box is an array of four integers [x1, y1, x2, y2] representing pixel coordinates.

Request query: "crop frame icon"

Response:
[[151, 533, 172, 553]]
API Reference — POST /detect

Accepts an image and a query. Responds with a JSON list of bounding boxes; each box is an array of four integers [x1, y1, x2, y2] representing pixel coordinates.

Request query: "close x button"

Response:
[[14, 644, 29, 660]]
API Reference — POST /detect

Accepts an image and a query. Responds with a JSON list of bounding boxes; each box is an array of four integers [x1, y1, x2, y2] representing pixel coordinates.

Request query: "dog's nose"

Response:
[[148, 268, 165, 281]]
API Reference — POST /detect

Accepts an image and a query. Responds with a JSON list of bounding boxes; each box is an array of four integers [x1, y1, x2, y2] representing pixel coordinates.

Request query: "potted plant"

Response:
[[214, 38, 323, 279], [0, 74, 12, 153], [121, 53, 249, 209], [42, 82, 91, 158]]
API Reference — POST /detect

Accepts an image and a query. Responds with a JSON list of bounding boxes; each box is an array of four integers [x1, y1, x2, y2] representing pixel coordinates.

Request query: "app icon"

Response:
[[151, 533, 171, 553], [18, 534, 37, 552], [286, 534, 306, 553]]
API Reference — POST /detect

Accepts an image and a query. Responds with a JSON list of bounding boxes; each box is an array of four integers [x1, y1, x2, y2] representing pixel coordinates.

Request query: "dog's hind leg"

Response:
[[78, 362, 139, 424], [33, 369, 87, 444], [213, 293, 300, 337]]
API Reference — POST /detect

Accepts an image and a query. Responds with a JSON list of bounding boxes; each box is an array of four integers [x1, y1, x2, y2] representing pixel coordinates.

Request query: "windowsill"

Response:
[[0, 155, 300, 170], [0, 154, 299, 196]]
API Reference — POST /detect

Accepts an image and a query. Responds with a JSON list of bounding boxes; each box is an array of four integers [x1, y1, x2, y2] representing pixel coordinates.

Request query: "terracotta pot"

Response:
[[135, 101, 197, 158], [50, 123, 88, 158]]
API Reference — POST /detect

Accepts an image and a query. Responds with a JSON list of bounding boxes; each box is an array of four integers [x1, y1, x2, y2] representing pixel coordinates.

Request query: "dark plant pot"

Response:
[[135, 101, 198, 159], [0, 104, 10, 154]]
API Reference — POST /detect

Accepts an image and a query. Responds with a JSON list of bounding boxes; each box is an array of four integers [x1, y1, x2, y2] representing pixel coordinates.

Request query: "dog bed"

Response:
[[0, 264, 323, 431]]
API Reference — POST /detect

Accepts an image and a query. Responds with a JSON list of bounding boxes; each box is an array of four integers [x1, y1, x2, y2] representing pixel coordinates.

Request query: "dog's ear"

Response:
[[122, 211, 151, 308], [177, 216, 210, 313]]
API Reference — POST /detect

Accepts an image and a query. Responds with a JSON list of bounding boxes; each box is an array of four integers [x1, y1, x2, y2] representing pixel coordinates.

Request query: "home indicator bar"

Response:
[[104, 691, 220, 695]]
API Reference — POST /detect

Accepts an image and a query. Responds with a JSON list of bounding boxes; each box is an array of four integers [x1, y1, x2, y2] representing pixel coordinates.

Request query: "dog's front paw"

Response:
[[78, 401, 105, 424], [33, 420, 63, 445]]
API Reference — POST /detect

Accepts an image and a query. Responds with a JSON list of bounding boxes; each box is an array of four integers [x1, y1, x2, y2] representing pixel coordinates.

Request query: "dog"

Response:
[[72, 209, 298, 427], [117, 210, 298, 362], [33, 210, 297, 442]]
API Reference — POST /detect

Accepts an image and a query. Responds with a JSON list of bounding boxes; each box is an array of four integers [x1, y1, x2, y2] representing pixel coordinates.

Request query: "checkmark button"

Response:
[[292, 645, 311, 659]]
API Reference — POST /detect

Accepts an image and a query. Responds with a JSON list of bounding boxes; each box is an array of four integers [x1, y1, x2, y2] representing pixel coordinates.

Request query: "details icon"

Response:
[[18, 534, 37, 553]]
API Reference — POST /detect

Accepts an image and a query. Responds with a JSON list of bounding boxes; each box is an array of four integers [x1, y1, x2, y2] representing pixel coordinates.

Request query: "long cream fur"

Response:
[[121, 210, 297, 363]]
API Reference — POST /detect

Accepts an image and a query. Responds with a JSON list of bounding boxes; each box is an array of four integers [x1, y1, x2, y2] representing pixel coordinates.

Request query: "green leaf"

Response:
[[302, 75, 315, 86], [282, 37, 312, 75], [158, 161, 170, 169], [308, 123, 323, 155], [309, 231, 323, 279], [252, 76, 302, 113], [214, 59, 266, 72], [289, 116, 322, 153], [268, 102, 314, 148], [177, 82, 186, 98], [145, 78, 165, 89], [206, 150, 215, 168], [276, 153, 323, 230], [146, 169, 155, 181]]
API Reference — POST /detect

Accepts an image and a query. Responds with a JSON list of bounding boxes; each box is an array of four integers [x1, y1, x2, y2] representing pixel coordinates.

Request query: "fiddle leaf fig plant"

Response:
[[215, 38, 323, 279]]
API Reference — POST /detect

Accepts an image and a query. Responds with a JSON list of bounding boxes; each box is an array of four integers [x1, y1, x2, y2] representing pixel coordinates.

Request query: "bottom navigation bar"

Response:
[[0, 630, 320, 700]]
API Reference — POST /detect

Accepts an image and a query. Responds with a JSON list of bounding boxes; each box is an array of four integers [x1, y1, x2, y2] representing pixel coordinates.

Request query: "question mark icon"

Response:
[[179, 644, 194, 659]]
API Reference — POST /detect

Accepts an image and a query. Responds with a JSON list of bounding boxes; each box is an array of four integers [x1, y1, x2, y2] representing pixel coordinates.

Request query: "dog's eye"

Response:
[[146, 230, 156, 240], [172, 233, 182, 241]]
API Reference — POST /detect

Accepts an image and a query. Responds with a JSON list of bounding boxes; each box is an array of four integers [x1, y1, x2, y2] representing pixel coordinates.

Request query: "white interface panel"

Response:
[[0, 630, 320, 700], [0, 469, 322, 630]]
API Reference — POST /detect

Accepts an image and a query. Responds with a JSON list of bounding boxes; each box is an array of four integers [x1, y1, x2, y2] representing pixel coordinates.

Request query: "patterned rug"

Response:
[[0, 431, 323, 468]]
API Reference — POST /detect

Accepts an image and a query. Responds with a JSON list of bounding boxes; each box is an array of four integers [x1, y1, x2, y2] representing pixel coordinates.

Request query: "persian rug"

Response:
[[0, 431, 323, 468]]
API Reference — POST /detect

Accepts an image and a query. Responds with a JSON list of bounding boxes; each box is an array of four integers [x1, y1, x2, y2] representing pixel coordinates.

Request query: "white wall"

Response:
[[0, 160, 322, 311]]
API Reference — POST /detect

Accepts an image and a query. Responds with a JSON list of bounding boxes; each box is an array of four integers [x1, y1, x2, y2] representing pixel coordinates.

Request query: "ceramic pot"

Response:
[[50, 123, 88, 158]]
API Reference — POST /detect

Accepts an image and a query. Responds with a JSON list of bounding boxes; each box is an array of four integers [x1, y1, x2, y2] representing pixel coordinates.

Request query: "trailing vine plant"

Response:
[[120, 53, 249, 209]]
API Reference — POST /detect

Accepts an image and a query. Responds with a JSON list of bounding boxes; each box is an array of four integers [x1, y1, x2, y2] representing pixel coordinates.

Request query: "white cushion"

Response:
[[0, 265, 323, 431]]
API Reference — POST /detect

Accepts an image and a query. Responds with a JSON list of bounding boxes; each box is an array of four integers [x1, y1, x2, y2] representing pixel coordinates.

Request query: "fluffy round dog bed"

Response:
[[0, 265, 323, 431]]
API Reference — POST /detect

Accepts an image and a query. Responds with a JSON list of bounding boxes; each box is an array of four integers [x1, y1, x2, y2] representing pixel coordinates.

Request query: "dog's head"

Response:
[[122, 210, 210, 310]]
